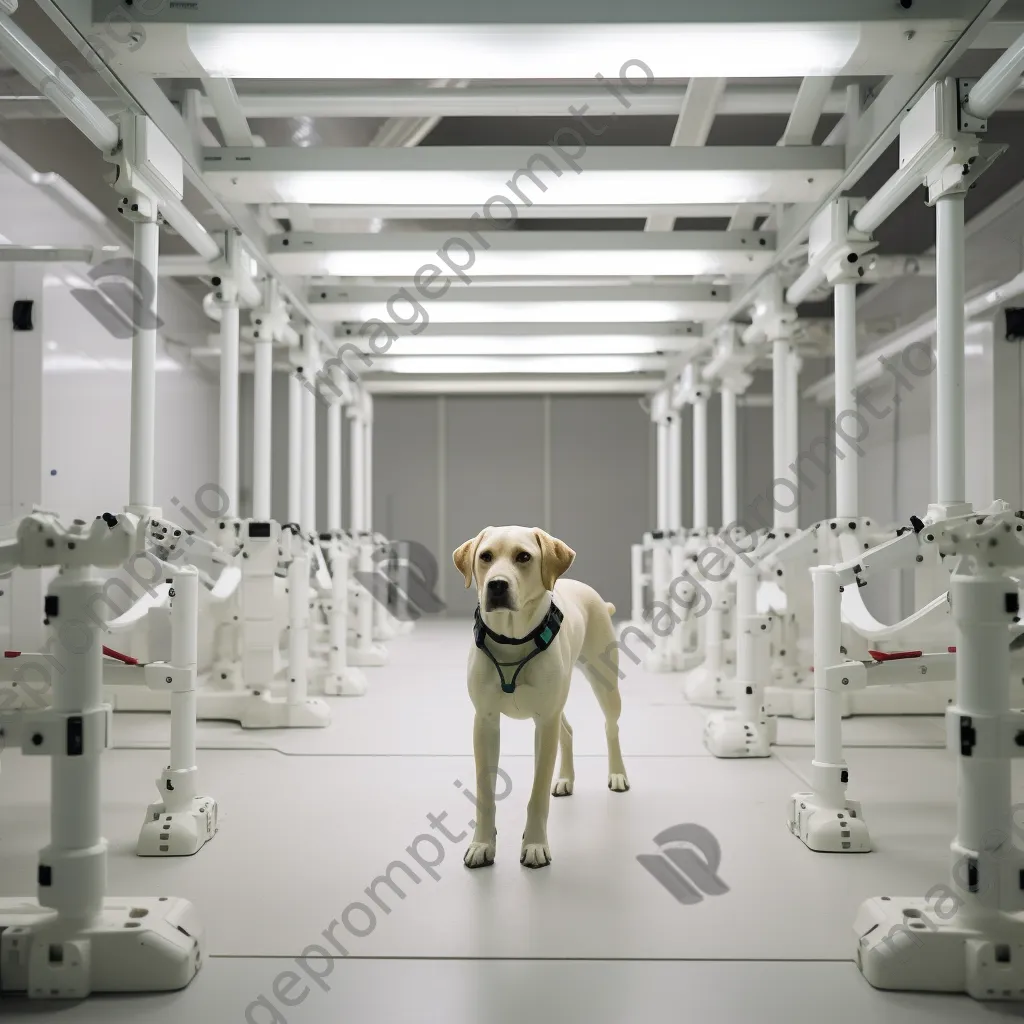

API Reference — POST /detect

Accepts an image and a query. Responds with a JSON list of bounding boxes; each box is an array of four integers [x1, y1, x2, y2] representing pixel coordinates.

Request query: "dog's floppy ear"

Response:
[[453, 528, 491, 589], [534, 528, 575, 592]]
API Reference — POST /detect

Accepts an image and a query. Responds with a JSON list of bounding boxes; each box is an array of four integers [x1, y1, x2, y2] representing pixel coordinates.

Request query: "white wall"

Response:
[[0, 155, 218, 649]]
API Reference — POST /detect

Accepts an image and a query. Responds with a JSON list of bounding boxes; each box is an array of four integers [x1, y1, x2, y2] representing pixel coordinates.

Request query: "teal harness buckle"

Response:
[[473, 603, 564, 694]]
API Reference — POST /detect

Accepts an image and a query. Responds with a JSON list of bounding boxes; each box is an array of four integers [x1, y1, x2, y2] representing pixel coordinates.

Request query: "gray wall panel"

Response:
[[550, 395, 650, 615], [444, 396, 547, 616]]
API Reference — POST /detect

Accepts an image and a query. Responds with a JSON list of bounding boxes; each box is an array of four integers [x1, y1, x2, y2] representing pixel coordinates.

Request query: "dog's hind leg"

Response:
[[552, 713, 575, 796], [581, 651, 629, 794]]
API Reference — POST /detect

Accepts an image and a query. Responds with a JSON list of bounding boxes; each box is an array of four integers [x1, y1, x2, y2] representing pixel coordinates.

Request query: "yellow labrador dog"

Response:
[[453, 526, 629, 870]]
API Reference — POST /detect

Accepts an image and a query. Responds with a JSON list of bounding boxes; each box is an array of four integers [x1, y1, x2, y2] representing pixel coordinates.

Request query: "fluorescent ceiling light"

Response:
[[186, 22, 961, 79], [342, 335, 695, 356], [203, 147, 845, 207], [313, 285, 726, 326], [271, 231, 774, 278], [373, 355, 661, 374]]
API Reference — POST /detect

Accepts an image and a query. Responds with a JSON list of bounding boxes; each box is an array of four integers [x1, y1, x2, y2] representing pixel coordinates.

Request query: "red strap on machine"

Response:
[[4, 651, 19, 658], [102, 646, 138, 665], [868, 649, 923, 661]]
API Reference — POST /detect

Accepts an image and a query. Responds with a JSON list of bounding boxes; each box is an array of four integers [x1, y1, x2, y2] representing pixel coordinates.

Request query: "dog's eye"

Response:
[[479, 551, 493, 563], [515, 551, 531, 563]]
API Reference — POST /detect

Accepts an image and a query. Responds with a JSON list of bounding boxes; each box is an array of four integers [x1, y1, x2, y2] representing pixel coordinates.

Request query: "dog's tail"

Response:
[[605, 601, 616, 617]]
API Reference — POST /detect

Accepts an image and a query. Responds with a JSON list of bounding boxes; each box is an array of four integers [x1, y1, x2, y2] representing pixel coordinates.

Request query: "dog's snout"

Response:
[[487, 578, 509, 596]]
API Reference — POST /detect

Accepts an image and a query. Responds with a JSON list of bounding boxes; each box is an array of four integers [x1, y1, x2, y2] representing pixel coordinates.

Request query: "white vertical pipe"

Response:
[[218, 298, 239, 517], [936, 193, 966, 507], [43, 569, 106, 926], [129, 217, 159, 512], [327, 399, 342, 532], [772, 339, 798, 528], [287, 371, 303, 524], [252, 338, 273, 520], [287, 546, 310, 705], [950, 572, 1011, 922], [302, 333, 318, 533], [655, 419, 668, 532], [786, 349, 800, 503], [668, 411, 682, 532], [721, 385, 738, 526], [169, 565, 198, 772], [810, 566, 846, 808], [351, 413, 365, 533], [833, 281, 859, 519], [692, 397, 708, 531], [364, 403, 373, 532]]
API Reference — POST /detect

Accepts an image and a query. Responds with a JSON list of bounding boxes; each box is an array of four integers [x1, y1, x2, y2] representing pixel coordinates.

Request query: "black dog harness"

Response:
[[473, 602, 564, 694]]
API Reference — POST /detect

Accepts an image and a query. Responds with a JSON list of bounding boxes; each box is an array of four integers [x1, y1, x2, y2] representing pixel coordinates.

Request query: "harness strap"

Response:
[[473, 603, 564, 694]]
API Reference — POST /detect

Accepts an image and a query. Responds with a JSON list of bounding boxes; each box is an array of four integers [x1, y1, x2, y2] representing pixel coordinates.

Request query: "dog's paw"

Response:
[[552, 778, 574, 797], [464, 841, 496, 868], [520, 842, 552, 869], [608, 773, 630, 793]]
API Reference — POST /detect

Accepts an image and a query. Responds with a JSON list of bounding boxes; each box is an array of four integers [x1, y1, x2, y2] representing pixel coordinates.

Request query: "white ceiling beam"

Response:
[[363, 376, 660, 395], [778, 76, 835, 146], [9, 77, 1024, 121], [269, 230, 774, 278], [266, 202, 772, 221], [710, 0, 1008, 336], [202, 146, 846, 207], [646, 78, 725, 233], [308, 283, 729, 325], [201, 74, 254, 147]]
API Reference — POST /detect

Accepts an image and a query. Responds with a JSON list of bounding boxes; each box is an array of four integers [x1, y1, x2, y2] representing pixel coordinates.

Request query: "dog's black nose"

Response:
[[487, 579, 509, 596]]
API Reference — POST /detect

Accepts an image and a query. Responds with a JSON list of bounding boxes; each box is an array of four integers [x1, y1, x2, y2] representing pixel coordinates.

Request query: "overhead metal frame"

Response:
[[268, 230, 776, 278]]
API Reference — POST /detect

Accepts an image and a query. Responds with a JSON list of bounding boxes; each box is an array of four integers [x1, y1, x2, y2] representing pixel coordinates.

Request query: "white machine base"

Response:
[[106, 687, 331, 729], [0, 897, 202, 998], [138, 797, 218, 857], [768, 682, 954, 720], [683, 664, 735, 708], [855, 897, 1024, 999], [788, 792, 872, 852], [348, 643, 388, 667], [319, 666, 368, 696], [703, 711, 775, 757]]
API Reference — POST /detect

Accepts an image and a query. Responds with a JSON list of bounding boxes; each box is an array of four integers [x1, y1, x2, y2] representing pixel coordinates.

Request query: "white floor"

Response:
[[0, 619, 1018, 1021]]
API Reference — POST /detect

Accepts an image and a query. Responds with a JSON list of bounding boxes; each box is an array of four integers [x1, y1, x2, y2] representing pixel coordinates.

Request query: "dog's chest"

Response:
[[469, 648, 567, 719]]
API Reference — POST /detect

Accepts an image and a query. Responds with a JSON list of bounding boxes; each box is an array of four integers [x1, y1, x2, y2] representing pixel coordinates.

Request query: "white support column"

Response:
[[350, 410, 365, 533], [137, 564, 217, 857], [363, 396, 373, 533], [692, 396, 708, 531], [128, 216, 160, 517], [772, 338, 799, 529], [721, 385, 738, 526], [251, 337, 273, 521], [668, 411, 682, 532], [287, 370, 303, 525], [936, 193, 967, 511], [655, 417, 669, 533], [327, 397, 342, 533], [302, 331, 318, 534], [833, 281, 859, 519], [786, 565, 870, 851], [218, 293, 240, 518]]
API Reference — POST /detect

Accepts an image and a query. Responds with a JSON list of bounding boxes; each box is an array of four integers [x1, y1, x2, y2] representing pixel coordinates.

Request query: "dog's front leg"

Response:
[[521, 715, 560, 868], [464, 712, 500, 868]]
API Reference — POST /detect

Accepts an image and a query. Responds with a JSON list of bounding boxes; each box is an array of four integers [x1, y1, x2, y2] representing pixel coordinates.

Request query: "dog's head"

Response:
[[452, 526, 575, 613]]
